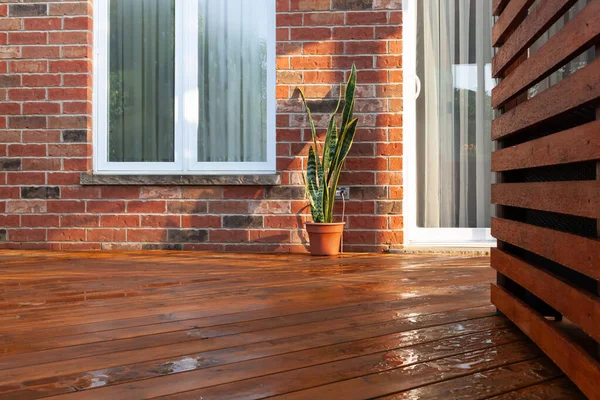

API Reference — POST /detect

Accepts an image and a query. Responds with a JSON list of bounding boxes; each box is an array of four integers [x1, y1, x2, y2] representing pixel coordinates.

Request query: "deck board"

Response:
[[0, 250, 585, 399]]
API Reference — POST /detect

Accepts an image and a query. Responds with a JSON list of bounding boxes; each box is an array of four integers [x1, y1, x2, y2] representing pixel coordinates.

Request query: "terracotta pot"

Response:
[[305, 222, 345, 256]]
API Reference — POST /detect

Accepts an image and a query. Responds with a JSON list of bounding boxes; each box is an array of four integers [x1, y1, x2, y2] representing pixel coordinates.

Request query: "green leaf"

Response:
[[298, 89, 320, 175]]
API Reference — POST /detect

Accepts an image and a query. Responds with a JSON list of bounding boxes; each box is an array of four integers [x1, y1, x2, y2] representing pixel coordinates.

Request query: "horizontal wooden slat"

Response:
[[492, 0, 600, 108], [493, 0, 511, 16], [492, 58, 600, 140], [492, 249, 600, 341], [493, 0, 537, 46], [491, 181, 600, 218], [493, 0, 578, 77], [491, 284, 600, 400], [491, 218, 600, 280], [492, 121, 600, 171]]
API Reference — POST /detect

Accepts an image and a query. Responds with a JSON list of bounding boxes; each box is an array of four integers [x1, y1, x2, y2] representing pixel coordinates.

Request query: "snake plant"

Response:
[[300, 64, 358, 223]]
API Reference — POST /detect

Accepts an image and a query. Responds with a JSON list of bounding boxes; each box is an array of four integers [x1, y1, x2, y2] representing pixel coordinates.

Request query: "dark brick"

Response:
[[223, 215, 263, 229], [10, 4, 47, 16], [0, 230, 6, 242], [332, 0, 373, 10], [376, 200, 402, 215], [306, 99, 345, 113], [265, 186, 305, 200], [167, 229, 208, 243], [0, 159, 21, 171], [350, 186, 387, 200], [143, 243, 184, 250], [0, 75, 21, 88], [62, 130, 87, 143], [21, 186, 60, 199]]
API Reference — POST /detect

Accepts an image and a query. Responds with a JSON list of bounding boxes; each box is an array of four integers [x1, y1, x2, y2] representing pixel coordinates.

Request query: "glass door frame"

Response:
[[401, 0, 496, 247]]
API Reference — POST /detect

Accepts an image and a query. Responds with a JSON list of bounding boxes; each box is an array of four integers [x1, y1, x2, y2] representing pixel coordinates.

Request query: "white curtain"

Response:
[[417, 0, 493, 228], [197, 0, 268, 163], [528, 0, 595, 98]]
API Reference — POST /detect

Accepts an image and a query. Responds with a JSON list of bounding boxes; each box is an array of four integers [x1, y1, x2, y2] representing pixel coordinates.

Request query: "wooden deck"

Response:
[[0, 250, 585, 400]]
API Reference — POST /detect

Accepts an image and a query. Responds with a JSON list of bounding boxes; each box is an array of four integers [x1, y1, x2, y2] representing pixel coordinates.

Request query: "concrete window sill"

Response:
[[80, 173, 281, 186]]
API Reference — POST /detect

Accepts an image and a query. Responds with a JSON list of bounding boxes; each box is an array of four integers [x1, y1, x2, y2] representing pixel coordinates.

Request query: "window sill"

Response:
[[80, 173, 281, 186]]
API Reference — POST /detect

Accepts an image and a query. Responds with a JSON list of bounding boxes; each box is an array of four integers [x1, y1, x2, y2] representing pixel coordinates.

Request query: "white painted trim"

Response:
[[401, 0, 496, 247], [92, 0, 276, 175]]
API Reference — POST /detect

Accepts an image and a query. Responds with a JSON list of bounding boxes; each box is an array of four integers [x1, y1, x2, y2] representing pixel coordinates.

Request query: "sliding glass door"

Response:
[[403, 0, 496, 246]]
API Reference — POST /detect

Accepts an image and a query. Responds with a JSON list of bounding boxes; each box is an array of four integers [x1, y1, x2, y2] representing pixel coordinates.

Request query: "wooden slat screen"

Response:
[[491, 0, 600, 398]]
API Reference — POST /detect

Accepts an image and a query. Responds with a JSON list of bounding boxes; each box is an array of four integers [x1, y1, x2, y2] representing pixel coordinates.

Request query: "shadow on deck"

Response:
[[0, 250, 585, 399]]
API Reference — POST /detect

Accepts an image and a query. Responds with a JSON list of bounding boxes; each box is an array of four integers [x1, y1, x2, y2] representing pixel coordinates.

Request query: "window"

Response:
[[93, 0, 276, 175]]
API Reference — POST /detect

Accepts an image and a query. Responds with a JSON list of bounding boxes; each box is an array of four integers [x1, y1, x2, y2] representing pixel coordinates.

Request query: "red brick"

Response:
[[333, 27, 373, 40], [101, 215, 139, 228], [9, 229, 46, 242], [141, 215, 180, 228], [8, 32, 47, 45], [63, 101, 91, 114], [101, 187, 140, 199], [182, 215, 222, 229], [304, 12, 344, 26], [127, 229, 164, 242], [61, 186, 100, 199], [62, 45, 91, 58], [49, 3, 90, 16], [22, 158, 61, 171], [61, 214, 99, 227], [23, 102, 60, 115], [6, 199, 46, 213], [8, 116, 46, 129], [0, 103, 20, 115], [87, 200, 126, 213], [47, 200, 85, 213], [64, 17, 92, 30], [49, 31, 90, 44], [48, 228, 86, 242], [9, 88, 46, 101], [48, 143, 88, 157], [49, 60, 91, 73], [290, 28, 331, 41], [0, 19, 22, 31], [347, 12, 388, 24], [0, 215, 19, 227], [22, 215, 59, 227], [127, 201, 166, 213], [22, 74, 61, 87], [7, 172, 45, 185], [290, 56, 331, 70], [24, 17, 61, 30], [87, 229, 126, 242], [166, 200, 208, 214], [48, 88, 89, 101], [48, 172, 80, 185], [21, 46, 61, 59]]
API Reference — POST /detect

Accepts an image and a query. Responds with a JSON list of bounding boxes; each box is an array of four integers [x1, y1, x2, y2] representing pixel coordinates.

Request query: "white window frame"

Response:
[[93, 0, 277, 175], [402, 0, 496, 247]]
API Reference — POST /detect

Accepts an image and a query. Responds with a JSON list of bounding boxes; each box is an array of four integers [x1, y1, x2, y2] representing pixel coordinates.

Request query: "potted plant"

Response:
[[299, 65, 358, 256]]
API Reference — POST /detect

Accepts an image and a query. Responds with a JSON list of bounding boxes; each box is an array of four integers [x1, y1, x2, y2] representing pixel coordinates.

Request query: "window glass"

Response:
[[108, 0, 175, 162], [197, 0, 268, 163]]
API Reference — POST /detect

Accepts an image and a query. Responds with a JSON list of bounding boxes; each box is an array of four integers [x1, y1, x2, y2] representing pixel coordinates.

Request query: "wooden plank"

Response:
[[493, 0, 579, 77], [491, 284, 600, 400], [4, 318, 514, 399], [487, 377, 586, 399], [491, 121, 600, 172], [491, 217, 600, 280], [492, 248, 600, 342], [492, 0, 600, 108], [493, 0, 512, 16], [492, 57, 600, 140], [491, 181, 600, 219], [492, 0, 537, 46], [377, 357, 563, 400]]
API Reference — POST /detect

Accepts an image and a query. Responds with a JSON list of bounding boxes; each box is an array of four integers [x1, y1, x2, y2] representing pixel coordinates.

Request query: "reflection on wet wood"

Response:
[[0, 250, 585, 399]]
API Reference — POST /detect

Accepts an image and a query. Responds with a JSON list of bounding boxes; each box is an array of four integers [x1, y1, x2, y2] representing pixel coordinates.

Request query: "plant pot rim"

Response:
[[305, 222, 346, 226]]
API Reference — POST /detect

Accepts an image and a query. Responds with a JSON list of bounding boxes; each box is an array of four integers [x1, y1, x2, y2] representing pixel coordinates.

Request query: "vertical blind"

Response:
[[197, 0, 268, 163], [109, 0, 176, 163]]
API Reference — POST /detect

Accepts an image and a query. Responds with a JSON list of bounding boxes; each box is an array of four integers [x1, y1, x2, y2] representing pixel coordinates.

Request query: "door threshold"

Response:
[[387, 244, 493, 255]]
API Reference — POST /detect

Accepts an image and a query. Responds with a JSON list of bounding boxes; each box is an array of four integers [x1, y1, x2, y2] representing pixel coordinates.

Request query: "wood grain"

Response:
[[492, 249, 600, 342], [491, 285, 600, 400], [491, 121, 600, 172], [0, 250, 583, 399], [491, 181, 600, 218], [492, 57, 600, 140], [492, 0, 600, 107]]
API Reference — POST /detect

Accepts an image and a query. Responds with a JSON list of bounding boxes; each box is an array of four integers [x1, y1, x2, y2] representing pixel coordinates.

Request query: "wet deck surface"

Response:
[[0, 250, 585, 399]]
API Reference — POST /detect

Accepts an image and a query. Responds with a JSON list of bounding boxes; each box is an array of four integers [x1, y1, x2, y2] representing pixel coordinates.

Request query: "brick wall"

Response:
[[0, 0, 403, 252]]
